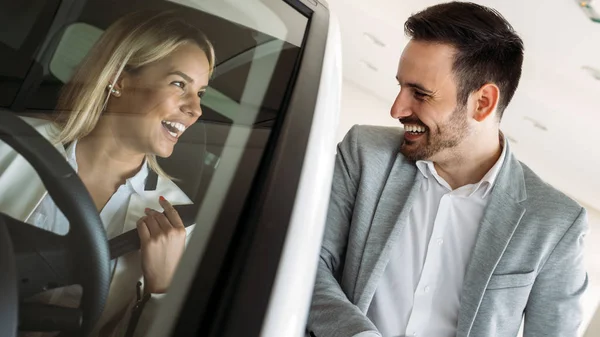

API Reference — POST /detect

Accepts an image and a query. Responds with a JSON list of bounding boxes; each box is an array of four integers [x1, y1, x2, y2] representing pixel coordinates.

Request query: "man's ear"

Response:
[[472, 83, 500, 122]]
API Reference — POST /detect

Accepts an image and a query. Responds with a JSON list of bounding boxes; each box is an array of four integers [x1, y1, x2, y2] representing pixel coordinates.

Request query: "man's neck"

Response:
[[432, 133, 503, 190]]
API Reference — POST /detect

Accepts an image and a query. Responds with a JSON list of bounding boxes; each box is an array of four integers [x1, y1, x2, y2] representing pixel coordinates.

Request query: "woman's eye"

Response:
[[172, 81, 185, 89]]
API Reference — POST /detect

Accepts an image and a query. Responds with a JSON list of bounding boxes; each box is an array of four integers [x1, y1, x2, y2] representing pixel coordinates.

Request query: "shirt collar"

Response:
[[66, 140, 150, 195], [477, 135, 507, 197], [415, 135, 508, 198]]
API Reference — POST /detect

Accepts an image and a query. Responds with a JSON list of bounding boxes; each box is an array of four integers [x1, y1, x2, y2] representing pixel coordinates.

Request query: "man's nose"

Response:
[[390, 90, 413, 120]]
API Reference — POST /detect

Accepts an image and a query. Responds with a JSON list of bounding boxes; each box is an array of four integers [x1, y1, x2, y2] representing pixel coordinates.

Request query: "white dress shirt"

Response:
[[28, 140, 149, 238], [24, 140, 148, 312], [365, 141, 507, 337]]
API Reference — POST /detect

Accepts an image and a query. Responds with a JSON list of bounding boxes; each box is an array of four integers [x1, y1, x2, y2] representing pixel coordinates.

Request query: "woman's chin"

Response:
[[156, 151, 174, 159], [152, 144, 175, 158]]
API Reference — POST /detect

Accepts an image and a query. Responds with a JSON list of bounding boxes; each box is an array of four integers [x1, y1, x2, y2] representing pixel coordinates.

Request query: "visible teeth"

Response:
[[162, 121, 186, 133], [405, 124, 426, 133], [168, 130, 177, 138]]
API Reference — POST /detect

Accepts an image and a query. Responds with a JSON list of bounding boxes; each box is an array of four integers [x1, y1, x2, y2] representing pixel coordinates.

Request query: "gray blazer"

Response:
[[307, 125, 588, 337]]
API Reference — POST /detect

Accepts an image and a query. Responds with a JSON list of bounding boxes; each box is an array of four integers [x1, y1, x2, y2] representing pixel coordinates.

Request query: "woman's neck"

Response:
[[75, 133, 146, 187]]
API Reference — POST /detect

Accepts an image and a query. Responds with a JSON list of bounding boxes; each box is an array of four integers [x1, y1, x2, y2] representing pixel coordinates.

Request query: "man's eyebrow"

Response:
[[395, 76, 434, 94], [168, 70, 194, 83]]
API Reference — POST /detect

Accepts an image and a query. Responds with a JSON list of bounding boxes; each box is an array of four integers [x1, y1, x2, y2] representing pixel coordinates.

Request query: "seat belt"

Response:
[[58, 141, 194, 259], [107, 170, 197, 259]]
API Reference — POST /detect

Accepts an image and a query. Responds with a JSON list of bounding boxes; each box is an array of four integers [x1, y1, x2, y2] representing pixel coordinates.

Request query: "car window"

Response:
[[0, 0, 309, 335], [0, 0, 61, 106], [5, 1, 307, 237]]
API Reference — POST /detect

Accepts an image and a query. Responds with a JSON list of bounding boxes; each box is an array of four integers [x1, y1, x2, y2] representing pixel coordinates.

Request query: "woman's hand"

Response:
[[136, 196, 186, 294]]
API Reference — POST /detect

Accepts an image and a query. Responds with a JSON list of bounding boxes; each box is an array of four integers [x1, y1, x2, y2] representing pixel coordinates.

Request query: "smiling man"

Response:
[[307, 2, 588, 337]]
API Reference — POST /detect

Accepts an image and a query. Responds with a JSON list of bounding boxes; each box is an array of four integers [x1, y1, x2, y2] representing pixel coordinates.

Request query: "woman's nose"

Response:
[[182, 92, 202, 118]]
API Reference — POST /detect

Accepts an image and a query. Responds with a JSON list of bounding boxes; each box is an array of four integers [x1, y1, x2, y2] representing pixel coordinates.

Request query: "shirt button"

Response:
[[424, 286, 430, 293], [437, 238, 444, 245]]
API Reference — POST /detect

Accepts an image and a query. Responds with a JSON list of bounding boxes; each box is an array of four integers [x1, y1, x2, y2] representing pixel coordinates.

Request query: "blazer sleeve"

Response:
[[523, 207, 589, 337], [307, 126, 380, 337]]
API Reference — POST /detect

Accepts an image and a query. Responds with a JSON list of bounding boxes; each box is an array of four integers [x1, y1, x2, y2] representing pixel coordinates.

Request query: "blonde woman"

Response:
[[0, 10, 215, 337]]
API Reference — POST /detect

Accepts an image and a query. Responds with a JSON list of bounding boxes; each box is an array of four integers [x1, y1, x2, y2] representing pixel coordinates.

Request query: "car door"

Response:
[[0, 0, 340, 336]]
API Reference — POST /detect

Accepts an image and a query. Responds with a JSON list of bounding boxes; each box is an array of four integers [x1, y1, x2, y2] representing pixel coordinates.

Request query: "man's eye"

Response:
[[198, 91, 206, 99], [172, 81, 185, 89], [413, 91, 427, 100]]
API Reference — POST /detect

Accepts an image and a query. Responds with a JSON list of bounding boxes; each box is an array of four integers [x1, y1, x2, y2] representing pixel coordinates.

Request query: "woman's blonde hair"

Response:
[[54, 10, 215, 178]]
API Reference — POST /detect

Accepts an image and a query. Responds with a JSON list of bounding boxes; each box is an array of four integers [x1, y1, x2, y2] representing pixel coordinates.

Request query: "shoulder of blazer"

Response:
[[350, 125, 404, 152], [19, 116, 59, 141], [517, 158, 582, 219], [0, 116, 65, 159], [348, 124, 413, 169]]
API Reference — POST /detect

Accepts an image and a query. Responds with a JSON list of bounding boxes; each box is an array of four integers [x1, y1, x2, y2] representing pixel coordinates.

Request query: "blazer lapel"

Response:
[[354, 154, 421, 310], [456, 146, 528, 336]]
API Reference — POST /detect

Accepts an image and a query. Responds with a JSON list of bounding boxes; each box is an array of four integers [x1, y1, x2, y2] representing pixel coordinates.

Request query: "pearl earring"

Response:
[[107, 84, 121, 97]]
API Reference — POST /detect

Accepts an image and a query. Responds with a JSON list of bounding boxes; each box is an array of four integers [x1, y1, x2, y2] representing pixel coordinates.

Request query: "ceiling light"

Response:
[[363, 32, 386, 48], [575, 0, 600, 22], [360, 59, 378, 72], [523, 116, 548, 131], [582, 65, 600, 80]]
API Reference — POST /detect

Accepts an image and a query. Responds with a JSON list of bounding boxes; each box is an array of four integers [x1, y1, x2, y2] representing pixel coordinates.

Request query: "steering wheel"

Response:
[[0, 113, 110, 336]]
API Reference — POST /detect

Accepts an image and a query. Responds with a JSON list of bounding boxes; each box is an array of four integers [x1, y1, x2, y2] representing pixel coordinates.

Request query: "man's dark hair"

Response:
[[405, 2, 524, 119]]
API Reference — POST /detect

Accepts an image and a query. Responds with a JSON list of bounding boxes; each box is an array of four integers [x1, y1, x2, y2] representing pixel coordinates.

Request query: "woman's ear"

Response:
[[108, 63, 137, 97], [108, 74, 127, 97]]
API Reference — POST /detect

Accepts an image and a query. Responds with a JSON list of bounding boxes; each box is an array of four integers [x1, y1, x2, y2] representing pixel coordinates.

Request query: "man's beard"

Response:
[[400, 104, 470, 162]]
